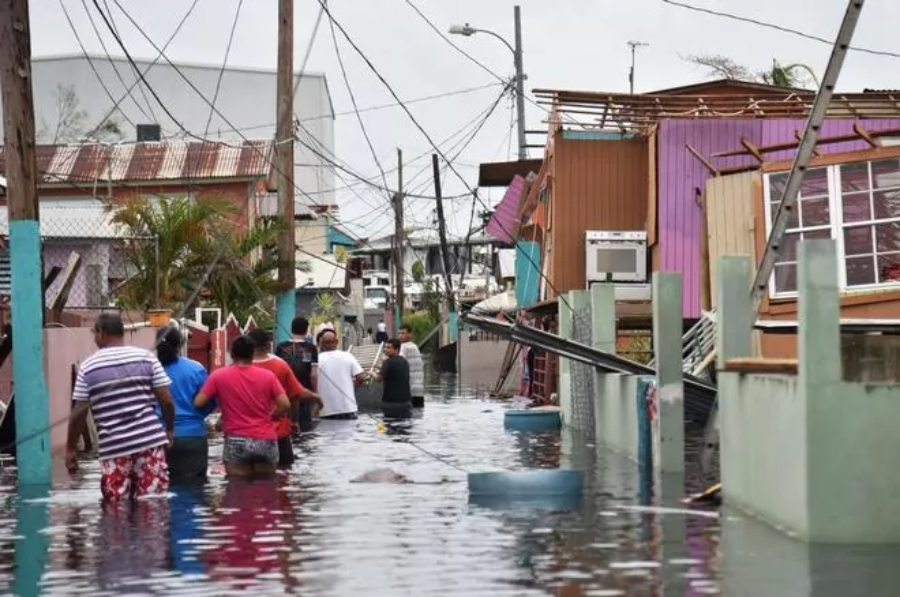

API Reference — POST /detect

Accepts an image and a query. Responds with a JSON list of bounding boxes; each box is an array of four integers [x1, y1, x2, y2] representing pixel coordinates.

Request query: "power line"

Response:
[[205, 0, 244, 136], [326, 2, 391, 200], [661, 0, 900, 59], [78, 0, 156, 123], [96, 0, 318, 206], [84, 0, 202, 140], [55, 0, 138, 134], [319, 0, 571, 308]]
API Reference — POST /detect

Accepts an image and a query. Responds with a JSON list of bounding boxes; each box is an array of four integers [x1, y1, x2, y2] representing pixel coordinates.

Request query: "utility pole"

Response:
[[513, 5, 527, 160], [627, 40, 649, 95], [393, 148, 405, 331], [275, 0, 296, 343], [432, 154, 454, 310], [0, 0, 51, 485]]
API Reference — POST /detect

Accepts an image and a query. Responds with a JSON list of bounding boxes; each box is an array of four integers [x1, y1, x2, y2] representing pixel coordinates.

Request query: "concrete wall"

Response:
[[458, 331, 512, 392], [718, 242, 900, 543], [44, 327, 157, 455]]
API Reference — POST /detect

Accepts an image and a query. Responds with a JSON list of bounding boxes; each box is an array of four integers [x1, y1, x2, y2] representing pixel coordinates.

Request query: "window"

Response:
[[764, 156, 900, 297]]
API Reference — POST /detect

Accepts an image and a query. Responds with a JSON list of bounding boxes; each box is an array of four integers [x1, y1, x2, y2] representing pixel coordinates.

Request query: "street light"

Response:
[[449, 6, 527, 160]]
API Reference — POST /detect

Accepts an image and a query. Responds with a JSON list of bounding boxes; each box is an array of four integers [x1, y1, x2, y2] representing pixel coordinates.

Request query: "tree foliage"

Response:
[[38, 83, 124, 144], [110, 195, 309, 322], [684, 54, 820, 89]]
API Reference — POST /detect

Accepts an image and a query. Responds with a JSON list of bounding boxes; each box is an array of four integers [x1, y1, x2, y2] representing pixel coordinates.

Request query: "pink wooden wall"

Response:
[[44, 327, 157, 455]]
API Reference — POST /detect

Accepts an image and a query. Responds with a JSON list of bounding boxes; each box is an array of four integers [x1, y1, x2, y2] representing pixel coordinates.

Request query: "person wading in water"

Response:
[[66, 313, 176, 502], [316, 329, 367, 420], [274, 316, 319, 433], [374, 338, 412, 420], [247, 328, 322, 468], [398, 324, 425, 408], [156, 325, 214, 480], [194, 335, 290, 478]]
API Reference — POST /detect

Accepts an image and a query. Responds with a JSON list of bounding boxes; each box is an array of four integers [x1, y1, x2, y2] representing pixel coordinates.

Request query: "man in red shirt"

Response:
[[247, 328, 323, 468]]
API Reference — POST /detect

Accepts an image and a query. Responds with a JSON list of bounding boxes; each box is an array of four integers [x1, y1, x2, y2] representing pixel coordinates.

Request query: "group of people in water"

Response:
[[65, 312, 425, 502]]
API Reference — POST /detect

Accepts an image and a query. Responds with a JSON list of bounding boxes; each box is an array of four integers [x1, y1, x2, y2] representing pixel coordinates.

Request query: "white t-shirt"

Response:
[[317, 350, 364, 416], [400, 341, 425, 397]]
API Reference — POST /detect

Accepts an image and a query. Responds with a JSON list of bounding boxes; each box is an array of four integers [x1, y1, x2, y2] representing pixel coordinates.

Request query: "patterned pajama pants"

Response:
[[100, 446, 170, 502]]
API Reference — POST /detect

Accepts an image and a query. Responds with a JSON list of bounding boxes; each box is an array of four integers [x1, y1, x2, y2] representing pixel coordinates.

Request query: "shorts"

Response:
[[223, 436, 279, 467], [277, 435, 295, 468], [100, 446, 169, 502], [166, 436, 209, 479], [411, 396, 425, 409]]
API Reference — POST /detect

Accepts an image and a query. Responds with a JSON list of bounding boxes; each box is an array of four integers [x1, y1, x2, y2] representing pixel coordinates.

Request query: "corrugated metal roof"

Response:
[[0, 139, 274, 184], [486, 174, 526, 244]]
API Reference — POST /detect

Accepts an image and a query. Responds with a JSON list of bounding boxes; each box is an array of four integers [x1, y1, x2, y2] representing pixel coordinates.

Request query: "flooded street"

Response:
[[0, 376, 898, 595]]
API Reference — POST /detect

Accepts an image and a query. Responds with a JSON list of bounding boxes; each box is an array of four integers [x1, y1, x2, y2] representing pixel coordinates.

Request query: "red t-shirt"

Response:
[[200, 364, 285, 440], [253, 356, 305, 439]]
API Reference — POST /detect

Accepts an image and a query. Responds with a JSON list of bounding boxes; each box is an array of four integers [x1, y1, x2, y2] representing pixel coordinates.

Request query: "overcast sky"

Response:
[[27, 0, 900, 240]]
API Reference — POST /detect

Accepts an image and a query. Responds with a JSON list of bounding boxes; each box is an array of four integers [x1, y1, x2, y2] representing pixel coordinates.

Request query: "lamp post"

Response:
[[450, 5, 527, 160]]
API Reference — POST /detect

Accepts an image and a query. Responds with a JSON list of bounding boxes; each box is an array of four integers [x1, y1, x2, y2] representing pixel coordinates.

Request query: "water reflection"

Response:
[[0, 383, 897, 595]]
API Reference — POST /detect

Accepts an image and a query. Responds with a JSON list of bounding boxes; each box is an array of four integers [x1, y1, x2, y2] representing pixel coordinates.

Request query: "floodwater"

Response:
[[0, 375, 899, 596]]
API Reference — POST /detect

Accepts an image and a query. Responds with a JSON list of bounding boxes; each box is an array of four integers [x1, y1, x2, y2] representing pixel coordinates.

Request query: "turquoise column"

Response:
[[515, 241, 540, 308], [275, 290, 296, 344], [10, 221, 51, 486], [13, 484, 50, 595], [448, 310, 459, 343]]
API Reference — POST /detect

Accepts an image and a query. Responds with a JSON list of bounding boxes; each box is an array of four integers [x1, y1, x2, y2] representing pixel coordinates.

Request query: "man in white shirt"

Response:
[[398, 324, 425, 408], [315, 330, 367, 419]]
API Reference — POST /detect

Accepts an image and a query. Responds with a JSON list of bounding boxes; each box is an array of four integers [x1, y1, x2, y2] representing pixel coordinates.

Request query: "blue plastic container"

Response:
[[503, 406, 562, 432], [467, 468, 584, 499]]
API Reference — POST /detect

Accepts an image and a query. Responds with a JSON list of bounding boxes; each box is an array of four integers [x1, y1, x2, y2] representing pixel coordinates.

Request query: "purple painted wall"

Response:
[[657, 118, 900, 318]]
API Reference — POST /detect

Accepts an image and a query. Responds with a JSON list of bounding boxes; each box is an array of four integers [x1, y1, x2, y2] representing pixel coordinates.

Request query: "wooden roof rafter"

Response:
[[713, 122, 900, 159]]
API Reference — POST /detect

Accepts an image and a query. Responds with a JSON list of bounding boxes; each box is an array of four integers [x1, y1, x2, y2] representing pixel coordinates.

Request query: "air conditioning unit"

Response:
[[585, 230, 650, 300]]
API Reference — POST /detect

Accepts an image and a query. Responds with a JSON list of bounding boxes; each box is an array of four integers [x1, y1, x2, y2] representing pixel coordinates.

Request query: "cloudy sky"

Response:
[[27, 0, 900, 240]]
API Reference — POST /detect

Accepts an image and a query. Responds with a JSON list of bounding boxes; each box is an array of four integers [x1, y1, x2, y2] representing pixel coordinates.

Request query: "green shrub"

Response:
[[401, 310, 438, 353]]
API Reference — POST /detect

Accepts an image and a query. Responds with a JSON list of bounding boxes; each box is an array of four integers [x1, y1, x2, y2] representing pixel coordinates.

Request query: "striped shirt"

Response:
[[73, 345, 171, 460], [400, 342, 425, 397]]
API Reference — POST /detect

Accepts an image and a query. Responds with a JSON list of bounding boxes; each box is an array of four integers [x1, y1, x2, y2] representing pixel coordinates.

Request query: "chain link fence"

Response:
[[569, 301, 596, 436], [0, 205, 158, 312]]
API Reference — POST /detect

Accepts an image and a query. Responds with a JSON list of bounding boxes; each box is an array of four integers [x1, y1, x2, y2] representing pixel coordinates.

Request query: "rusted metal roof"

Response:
[[535, 88, 900, 134], [0, 139, 275, 184]]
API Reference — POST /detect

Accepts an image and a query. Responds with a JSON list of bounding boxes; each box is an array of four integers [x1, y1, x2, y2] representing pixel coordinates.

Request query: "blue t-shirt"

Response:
[[157, 357, 214, 438]]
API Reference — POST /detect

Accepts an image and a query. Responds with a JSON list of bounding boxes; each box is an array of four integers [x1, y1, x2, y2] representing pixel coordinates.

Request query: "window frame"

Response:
[[763, 157, 900, 299]]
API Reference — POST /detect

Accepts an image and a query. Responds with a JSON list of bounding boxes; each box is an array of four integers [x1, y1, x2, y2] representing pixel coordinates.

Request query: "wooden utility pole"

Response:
[[393, 148, 405, 327], [275, 0, 296, 342], [0, 0, 51, 485], [431, 154, 454, 310]]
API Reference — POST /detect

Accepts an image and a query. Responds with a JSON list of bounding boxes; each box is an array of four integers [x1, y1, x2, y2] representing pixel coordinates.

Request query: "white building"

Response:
[[0, 54, 335, 208]]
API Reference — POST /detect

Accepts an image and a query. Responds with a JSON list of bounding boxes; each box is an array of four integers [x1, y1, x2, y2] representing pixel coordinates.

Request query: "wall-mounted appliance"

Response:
[[585, 230, 650, 300]]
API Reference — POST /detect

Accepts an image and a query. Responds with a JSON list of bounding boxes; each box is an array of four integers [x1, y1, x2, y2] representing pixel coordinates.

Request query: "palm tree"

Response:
[[110, 195, 310, 320]]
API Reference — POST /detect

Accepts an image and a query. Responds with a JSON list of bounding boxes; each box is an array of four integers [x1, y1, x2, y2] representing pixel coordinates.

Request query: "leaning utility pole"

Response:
[[431, 154, 454, 310], [393, 148, 405, 330], [0, 0, 51, 485], [275, 0, 296, 342]]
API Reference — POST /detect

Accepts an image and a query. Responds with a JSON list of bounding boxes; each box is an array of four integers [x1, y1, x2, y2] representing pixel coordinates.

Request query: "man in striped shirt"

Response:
[[65, 313, 176, 502]]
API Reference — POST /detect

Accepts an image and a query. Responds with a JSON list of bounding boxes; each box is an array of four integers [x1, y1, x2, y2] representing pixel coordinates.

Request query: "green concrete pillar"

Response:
[[652, 272, 684, 474], [558, 291, 574, 425], [591, 284, 616, 444], [798, 239, 842, 387], [716, 255, 754, 368]]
